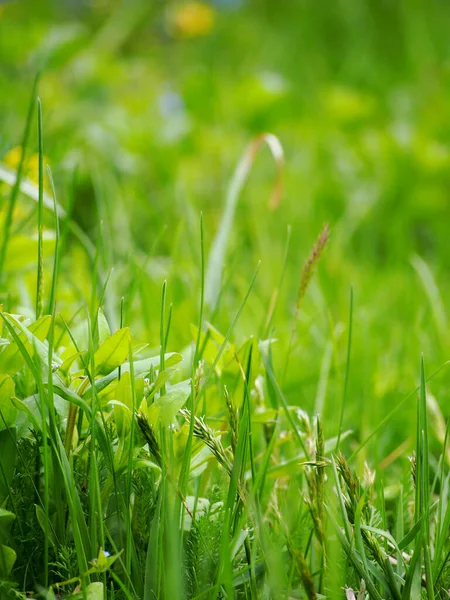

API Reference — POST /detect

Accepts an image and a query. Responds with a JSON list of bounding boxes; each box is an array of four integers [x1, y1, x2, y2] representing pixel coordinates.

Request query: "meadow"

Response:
[[1, 1, 450, 598]]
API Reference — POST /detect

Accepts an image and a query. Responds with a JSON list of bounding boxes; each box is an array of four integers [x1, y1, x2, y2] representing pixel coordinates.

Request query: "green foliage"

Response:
[[2, 1, 450, 598], [184, 506, 223, 597]]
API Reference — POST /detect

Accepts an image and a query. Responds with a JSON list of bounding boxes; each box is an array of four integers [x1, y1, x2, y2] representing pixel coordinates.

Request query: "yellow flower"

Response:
[[24, 153, 42, 184], [3, 146, 23, 169], [170, 2, 215, 39], [2, 146, 51, 192], [3, 146, 50, 187]]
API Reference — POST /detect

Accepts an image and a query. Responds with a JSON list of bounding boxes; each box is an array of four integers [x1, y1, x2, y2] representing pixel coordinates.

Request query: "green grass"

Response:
[[1, 1, 450, 598]]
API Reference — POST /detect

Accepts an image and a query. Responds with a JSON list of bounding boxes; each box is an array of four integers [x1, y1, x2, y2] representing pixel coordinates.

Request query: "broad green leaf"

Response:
[[51, 379, 92, 417], [0, 374, 16, 430], [0, 314, 51, 374], [96, 307, 111, 347], [86, 582, 104, 600], [101, 377, 144, 409], [0, 544, 16, 577], [113, 371, 133, 438], [1, 313, 62, 376], [83, 352, 183, 398], [147, 366, 178, 401], [0, 508, 15, 527], [58, 350, 87, 377], [0, 428, 16, 504], [11, 397, 41, 433], [94, 327, 131, 376], [14, 392, 69, 438], [151, 379, 191, 426]]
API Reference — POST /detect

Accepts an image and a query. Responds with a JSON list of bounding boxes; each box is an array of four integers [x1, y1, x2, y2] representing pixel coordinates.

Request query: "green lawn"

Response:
[[1, 1, 450, 598]]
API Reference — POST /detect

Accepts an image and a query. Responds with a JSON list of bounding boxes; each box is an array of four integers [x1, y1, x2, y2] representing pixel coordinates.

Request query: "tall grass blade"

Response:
[[196, 262, 260, 406], [36, 98, 45, 319], [418, 357, 434, 598], [204, 134, 284, 310], [0, 74, 39, 281], [336, 287, 353, 452], [411, 254, 447, 343], [178, 214, 205, 554], [348, 361, 450, 464], [263, 224, 291, 337], [46, 165, 60, 317]]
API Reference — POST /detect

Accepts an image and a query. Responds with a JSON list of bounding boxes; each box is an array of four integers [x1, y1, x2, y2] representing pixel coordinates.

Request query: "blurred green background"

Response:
[[2, 0, 450, 470]]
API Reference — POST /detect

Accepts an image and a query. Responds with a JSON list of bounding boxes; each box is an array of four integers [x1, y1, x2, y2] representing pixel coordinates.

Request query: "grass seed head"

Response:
[[296, 223, 330, 309], [180, 408, 233, 475], [136, 411, 162, 467]]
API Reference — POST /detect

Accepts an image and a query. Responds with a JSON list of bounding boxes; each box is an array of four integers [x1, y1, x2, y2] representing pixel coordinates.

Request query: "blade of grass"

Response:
[[335, 287, 353, 452], [204, 134, 284, 311], [36, 98, 44, 319], [0, 74, 39, 281], [196, 262, 261, 407], [3, 315, 92, 587], [261, 350, 310, 460], [125, 339, 142, 591], [418, 357, 434, 599], [324, 501, 383, 600], [411, 254, 447, 346], [178, 214, 205, 554], [262, 224, 291, 338], [348, 358, 450, 462], [241, 346, 258, 599], [160, 281, 167, 381], [45, 174, 67, 547], [401, 532, 423, 600], [46, 165, 60, 317]]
